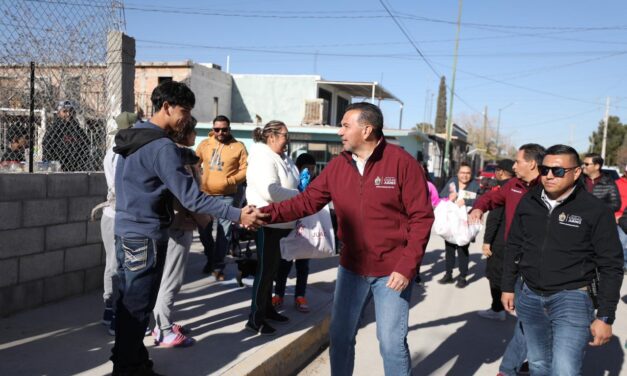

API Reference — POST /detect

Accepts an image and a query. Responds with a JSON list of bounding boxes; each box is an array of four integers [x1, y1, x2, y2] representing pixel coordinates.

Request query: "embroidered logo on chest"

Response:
[[558, 212, 582, 227], [374, 176, 397, 189]]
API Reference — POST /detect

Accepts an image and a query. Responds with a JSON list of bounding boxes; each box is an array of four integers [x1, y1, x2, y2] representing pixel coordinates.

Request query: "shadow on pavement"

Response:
[[0, 249, 340, 376], [582, 335, 624, 376], [411, 311, 515, 375]]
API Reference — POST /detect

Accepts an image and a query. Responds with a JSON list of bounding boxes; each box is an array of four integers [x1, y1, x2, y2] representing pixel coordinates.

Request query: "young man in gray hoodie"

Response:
[[110, 81, 266, 376]]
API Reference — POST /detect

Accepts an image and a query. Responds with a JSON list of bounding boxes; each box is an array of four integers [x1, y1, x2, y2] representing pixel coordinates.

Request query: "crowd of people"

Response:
[[94, 80, 625, 376]]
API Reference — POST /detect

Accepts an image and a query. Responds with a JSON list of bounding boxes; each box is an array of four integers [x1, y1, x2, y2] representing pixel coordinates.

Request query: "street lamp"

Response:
[[496, 102, 514, 158]]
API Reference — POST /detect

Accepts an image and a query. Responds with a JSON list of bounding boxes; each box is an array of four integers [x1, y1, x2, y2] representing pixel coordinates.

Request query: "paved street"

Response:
[[1, 231, 625, 375], [300, 234, 627, 376]]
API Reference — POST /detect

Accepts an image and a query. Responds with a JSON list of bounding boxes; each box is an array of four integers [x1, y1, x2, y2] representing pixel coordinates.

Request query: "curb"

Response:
[[223, 302, 332, 376]]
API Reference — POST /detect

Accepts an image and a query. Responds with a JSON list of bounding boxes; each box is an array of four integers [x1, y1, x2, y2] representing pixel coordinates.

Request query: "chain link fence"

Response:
[[0, 0, 125, 172]]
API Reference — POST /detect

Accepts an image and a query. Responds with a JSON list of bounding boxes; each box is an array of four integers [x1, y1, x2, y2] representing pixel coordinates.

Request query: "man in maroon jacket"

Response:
[[469, 143, 545, 376], [261, 102, 434, 376]]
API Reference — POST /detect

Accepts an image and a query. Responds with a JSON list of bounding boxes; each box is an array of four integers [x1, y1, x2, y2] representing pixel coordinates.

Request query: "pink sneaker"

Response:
[[156, 332, 195, 348]]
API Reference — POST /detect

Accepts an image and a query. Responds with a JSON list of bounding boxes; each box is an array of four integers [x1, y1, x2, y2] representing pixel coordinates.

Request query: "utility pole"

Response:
[[443, 0, 463, 177], [496, 102, 514, 158], [601, 96, 610, 160], [482, 105, 488, 149]]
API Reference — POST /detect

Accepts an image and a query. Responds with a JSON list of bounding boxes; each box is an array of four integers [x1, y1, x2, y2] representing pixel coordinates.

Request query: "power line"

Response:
[[378, 0, 441, 79]]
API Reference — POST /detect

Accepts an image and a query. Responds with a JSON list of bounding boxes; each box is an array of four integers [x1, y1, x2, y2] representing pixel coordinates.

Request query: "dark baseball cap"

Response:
[[496, 159, 515, 175]]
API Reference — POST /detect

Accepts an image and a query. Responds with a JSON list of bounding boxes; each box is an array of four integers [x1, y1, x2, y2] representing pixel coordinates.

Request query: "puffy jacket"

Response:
[[503, 184, 624, 321], [585, 173, 621, 212]]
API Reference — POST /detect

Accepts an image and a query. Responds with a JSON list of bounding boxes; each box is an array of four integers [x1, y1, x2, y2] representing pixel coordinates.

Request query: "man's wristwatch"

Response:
[[596, 316, 614, 325]]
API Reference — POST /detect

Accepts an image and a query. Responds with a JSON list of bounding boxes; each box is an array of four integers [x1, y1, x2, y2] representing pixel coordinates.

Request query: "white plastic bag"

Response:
[[280, 205, 336, 260], [433, 200, 482, 246]]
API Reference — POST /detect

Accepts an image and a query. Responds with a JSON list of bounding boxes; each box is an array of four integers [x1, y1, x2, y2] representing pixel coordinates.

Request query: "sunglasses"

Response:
[[539, 165, 578, 177], [213, 128, 230, 133]]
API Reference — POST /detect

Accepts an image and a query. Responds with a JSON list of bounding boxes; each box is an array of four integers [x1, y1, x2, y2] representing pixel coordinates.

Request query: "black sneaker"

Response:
[[455, 277, 468, 288], [102, 307, 114, 325], [245, 321, 276, 336], [438, 273, 455, 284], [266, 311, 290, 324]]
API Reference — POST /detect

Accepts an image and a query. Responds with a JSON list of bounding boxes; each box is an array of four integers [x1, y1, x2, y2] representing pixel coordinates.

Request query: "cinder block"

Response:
[[64, 244, 102, 272], [45, 222, 86, 251], [0, 280, 44, 317], [0, 258, 18, 287], [43, 271, 84, 303], [47, 174, 88, 198], [0, 201, 21, 230], [23, 198, 68, 227], [19, 250, 64, 282], [0, 227, 45, 259], [89, 173, 107, 196], [69, 196, 106, 222], [86, 220, 102, 243], [84, 265, 105, 292], [0, 174, 47, 200]]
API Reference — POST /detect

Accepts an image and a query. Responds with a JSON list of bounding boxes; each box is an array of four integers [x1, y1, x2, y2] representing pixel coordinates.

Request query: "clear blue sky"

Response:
[[125, 0, 627, 152]]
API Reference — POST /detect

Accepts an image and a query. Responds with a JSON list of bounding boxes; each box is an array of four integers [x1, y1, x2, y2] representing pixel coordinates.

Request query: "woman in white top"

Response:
[[245, 120, 299, 336]]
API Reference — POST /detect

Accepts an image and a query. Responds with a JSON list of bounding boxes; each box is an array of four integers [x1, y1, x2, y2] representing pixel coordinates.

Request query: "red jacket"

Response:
[[261, 139, 434, 279], [472, 176, 540, 240], [615, 176, 627, 218]]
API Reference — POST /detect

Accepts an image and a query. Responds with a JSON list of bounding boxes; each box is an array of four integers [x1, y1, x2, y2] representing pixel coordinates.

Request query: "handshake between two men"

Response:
[[239, 205, 270, 231]]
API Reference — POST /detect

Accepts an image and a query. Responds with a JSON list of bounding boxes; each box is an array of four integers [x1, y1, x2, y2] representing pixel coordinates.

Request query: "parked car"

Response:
[[478, 163, 498, 193]]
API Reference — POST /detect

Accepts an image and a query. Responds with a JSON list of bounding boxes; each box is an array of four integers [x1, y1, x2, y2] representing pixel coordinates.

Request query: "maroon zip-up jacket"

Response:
[[260, 139, 434, 279], [472, 175, 540, 240]]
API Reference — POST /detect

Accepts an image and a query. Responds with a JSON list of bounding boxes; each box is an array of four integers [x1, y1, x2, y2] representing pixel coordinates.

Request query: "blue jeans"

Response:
[[330, 265, 412, 376], [203, 195, 234, 272], [618, 225, 627, 270], [110, 236, 167, 373], [499, 278, 527, 375], [516, 283, 594, 376]]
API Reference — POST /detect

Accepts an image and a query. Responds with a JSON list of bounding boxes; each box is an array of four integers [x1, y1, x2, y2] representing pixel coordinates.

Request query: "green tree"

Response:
[[588, 116, 625, 166], [434, 76, 447, 134]]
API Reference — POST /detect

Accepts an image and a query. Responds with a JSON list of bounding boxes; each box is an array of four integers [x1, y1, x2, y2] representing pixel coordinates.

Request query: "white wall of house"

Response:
[[231, 75, 319, 125]]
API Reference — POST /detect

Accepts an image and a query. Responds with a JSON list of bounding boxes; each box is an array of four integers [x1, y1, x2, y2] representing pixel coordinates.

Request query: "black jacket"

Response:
[[483, 179, 510, 285], [503, 184, 624, 320], [42, 117, 90, 171], [586, 173, 621, 212]]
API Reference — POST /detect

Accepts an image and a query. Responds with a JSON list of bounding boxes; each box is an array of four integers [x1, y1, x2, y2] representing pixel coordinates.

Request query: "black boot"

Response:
[[438, 273, 455, 284]]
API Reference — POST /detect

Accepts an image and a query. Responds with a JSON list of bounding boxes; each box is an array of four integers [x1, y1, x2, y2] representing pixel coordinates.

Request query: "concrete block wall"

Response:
[[0, 172, 107, 317]]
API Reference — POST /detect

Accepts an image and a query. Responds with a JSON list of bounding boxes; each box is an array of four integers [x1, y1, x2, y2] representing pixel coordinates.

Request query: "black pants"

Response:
[[249, 227, 291, 325], [275, 258, 310, 298], [444, 241, 469, 277], [490, 284, 504, 312]]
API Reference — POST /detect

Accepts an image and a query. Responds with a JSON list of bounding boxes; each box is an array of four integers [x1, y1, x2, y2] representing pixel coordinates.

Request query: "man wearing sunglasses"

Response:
[[581, 152, 621, 213], [502, 144, 624, 375], [470, 143, 545, 376], [196, 115, 248, 279]]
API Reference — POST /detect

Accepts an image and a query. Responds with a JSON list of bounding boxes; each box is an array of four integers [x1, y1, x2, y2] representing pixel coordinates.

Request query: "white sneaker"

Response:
[[477, 308, 506, 321]]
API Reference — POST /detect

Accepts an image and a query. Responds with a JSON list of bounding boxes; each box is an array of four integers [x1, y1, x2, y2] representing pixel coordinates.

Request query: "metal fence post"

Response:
[[29, 62, 35, 173]]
